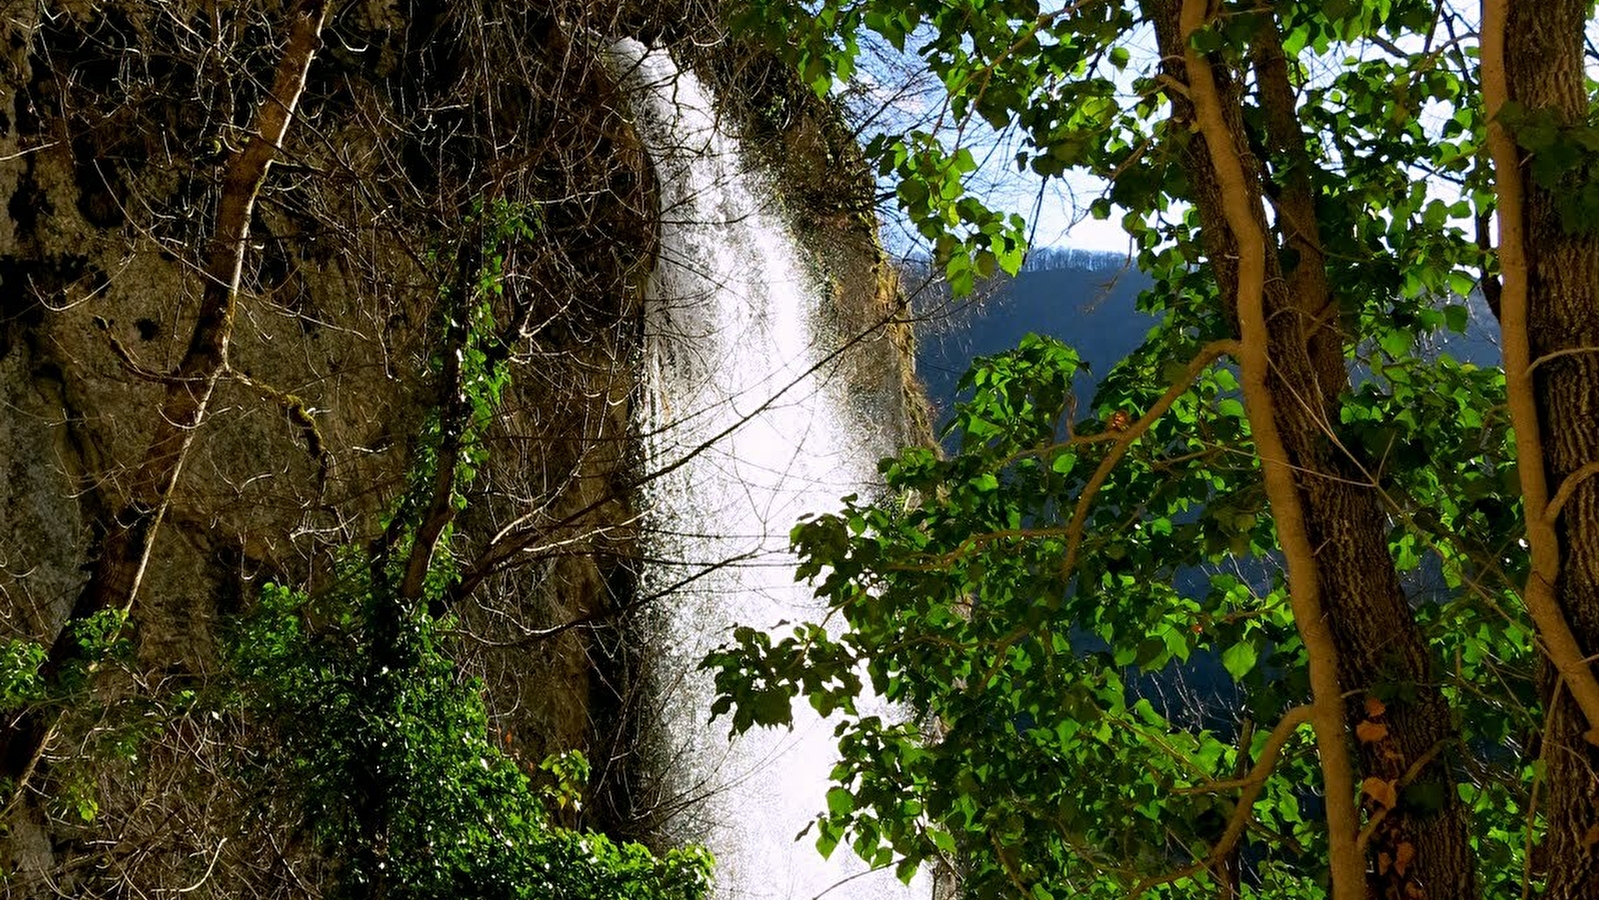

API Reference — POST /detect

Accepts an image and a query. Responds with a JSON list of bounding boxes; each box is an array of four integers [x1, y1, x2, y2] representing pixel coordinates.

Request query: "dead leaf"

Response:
[[1584, 823, 1599, 847], [1363, 776, 1398, 810], [1365, 695, 1387, 718], [1395, 841, 1415, 876], [1356, 720, 1390, 743]]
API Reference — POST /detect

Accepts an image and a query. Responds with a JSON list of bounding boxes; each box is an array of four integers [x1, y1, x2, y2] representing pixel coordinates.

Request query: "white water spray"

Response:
[[608, 40, 926, 900]]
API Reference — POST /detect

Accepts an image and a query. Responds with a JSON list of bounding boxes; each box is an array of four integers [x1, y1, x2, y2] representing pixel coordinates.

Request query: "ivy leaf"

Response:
[[1363, 776, 1399, 811]]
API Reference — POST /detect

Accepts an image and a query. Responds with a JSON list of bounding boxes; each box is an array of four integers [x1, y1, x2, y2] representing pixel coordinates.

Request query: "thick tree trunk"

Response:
[[1147, 3, 1479, 896], [1502, 2, 1599, 895]]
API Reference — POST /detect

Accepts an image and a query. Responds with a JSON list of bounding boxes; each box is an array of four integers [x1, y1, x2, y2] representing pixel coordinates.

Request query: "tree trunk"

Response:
[[1147, 3, 1479, 895], [0, 0, 330, 802], [1502, 2, 1599, 895]]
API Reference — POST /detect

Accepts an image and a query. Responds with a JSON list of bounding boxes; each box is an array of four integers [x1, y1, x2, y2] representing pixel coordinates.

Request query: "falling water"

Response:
[[608, 40, 926, 900]]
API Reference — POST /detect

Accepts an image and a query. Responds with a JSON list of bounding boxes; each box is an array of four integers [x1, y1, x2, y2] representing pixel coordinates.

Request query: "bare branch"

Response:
[[0, 0, 331, 802]]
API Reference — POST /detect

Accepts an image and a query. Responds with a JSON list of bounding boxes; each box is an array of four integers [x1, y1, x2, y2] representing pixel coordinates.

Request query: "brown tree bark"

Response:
[[1147, 2, 1479, 896], [1497, 1, 1599, 895]]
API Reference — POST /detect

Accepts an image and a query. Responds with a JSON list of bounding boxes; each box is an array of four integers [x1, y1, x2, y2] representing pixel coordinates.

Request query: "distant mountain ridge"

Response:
[[1016, 245, 1138, 274], [911, 253, 1157, 427], [909, 252, 1503, 430]]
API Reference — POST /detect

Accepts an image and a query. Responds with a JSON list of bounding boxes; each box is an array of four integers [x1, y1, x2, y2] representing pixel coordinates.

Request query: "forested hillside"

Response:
[[914, 253, 1155, 419]]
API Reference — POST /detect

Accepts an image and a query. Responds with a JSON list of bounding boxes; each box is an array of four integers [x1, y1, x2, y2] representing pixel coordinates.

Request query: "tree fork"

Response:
[[1175, 2, 1362, 896], [0, 0, 330, 801], [1150, 1, 1483, 893], [1254, 10, 1481, 897], [1246, 15, 1341, 388]]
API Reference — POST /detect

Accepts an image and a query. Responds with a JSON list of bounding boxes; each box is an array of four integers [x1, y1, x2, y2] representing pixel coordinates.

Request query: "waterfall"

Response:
[[608, 40, 926, 900]]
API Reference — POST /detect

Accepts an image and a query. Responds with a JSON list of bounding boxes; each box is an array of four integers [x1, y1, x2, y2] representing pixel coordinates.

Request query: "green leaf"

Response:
[[816, 821, 843, 859], [827, 787, 855, 817], [1379, 328, 1410, 358], [896, 857, 919, 884], [1221, 642, 1259, 681]]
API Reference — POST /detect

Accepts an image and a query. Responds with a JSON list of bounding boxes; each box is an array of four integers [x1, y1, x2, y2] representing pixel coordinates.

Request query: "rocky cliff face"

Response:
[[0, 2, 921, 895]]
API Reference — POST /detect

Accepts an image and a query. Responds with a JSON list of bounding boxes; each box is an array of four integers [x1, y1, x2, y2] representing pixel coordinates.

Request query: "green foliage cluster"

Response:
[[708, 335, 1307, 897], [0, 638, 47, 712], [1498, 100, 1599, 234], [734, 1, 1030, 286], [710, 323, 1530, 897], [228, 576, 711, 900], [0, 609, 135, 717], [220, 199, 712, 900], [703, 2, 1566, 896]]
